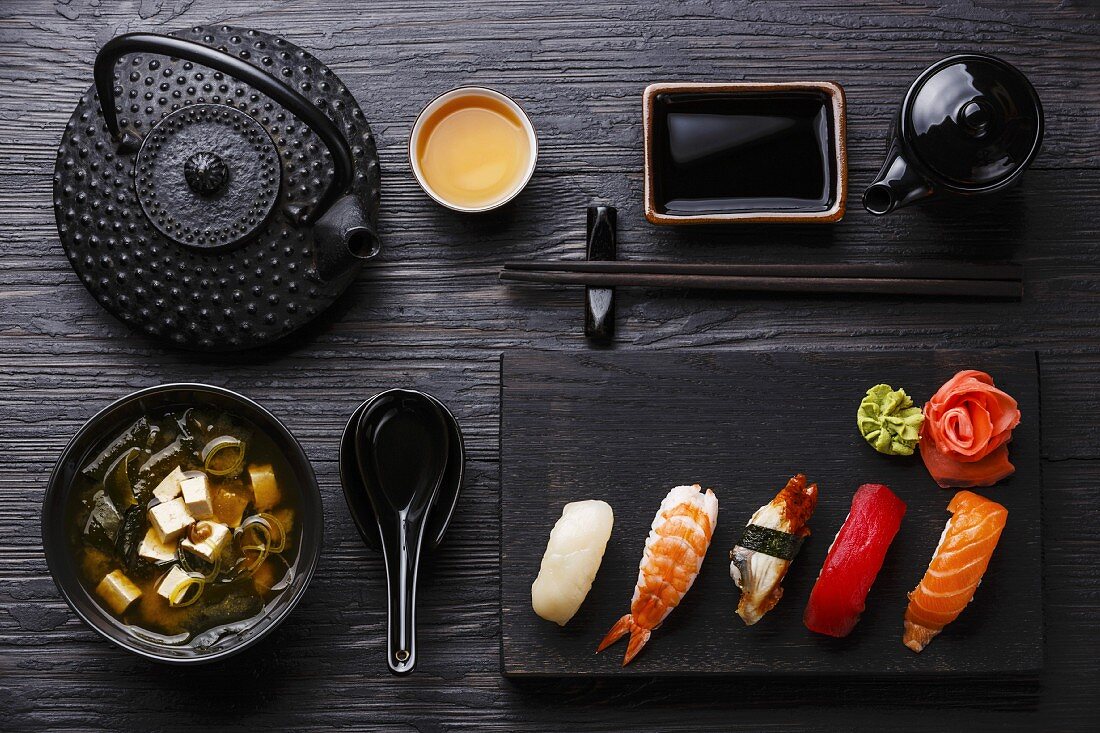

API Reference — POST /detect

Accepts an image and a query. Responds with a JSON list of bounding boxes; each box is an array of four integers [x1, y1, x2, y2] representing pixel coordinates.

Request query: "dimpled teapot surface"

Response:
[[54, 25, 381, 350]]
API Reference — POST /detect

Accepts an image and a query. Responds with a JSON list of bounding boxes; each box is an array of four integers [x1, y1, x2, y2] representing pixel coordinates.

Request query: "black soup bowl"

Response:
[[42, 384, 323, 664]]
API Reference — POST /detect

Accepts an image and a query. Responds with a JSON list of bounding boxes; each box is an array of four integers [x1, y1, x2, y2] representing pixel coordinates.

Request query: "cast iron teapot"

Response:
[[54, 26, 382, 350], [863, 53, 1043, 216]]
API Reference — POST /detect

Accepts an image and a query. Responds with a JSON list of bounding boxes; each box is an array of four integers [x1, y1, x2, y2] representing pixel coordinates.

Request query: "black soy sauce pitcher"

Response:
[[351, 390, 452, 675], [863, 53, 1044, 215]]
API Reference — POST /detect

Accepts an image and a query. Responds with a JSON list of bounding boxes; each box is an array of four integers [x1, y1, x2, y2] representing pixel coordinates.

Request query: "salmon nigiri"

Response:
[[903, 491, 1007, 653]]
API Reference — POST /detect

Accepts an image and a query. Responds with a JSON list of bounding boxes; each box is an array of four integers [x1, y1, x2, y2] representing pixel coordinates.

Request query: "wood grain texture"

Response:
[[0, 0, 1098, 730], [501, 350, 1041, 676]]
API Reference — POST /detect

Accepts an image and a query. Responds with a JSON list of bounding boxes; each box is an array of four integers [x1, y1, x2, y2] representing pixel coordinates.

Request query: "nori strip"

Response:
[[737, 524, 805, 561]]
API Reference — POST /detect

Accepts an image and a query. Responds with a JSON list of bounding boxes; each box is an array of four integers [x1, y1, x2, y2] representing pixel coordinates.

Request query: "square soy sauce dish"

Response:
[[643, 82, 847, 225]]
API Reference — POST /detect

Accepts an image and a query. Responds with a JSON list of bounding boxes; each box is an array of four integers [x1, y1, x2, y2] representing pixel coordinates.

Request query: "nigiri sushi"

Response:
[[597, 484, 718, 666], [531, 499, 615, 626], [804, 483, 906, 638], [730, 474, 817, 625], [903, 491, 1007, 653]]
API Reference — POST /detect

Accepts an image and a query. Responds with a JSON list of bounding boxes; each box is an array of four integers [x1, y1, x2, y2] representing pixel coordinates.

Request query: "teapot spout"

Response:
[[863, 142, 934, 215], [313, 194, 381, 281]]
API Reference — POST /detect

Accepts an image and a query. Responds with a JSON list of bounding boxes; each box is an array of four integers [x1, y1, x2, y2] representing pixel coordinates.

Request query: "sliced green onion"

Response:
[[234, 520, 272, 578], [201, 435, 246, 477], [230, 513, 288, 579], [253, 512, 287, 553], [167, 572, 206, 608], [215, 552, 247, 584]]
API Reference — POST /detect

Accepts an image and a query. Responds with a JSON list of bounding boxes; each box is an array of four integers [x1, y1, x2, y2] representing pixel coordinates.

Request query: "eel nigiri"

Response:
[[531, 499, 615, 626], [730, 474, 817, 625], [597, 484, 718, 666], [804, 483, 906, 637], [903, 491, 1007, 653]]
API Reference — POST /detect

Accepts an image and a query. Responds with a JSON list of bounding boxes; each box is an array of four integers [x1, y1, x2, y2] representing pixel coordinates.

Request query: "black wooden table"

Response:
[[1, 1, 1097, 730]]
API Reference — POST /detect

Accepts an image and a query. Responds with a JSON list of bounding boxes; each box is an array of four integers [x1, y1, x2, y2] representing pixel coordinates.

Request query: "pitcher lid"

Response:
[[902, 53, 1043, 193]]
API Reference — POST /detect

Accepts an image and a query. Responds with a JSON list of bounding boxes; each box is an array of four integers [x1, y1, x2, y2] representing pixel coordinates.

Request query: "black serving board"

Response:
[[500, 350, 1042, 676]]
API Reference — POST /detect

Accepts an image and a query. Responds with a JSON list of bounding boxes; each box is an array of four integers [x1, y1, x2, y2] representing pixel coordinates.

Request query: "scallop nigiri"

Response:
[[531, 500, 615, 626], [903, 490, 1007, 653], [597, 484, 718, 666]]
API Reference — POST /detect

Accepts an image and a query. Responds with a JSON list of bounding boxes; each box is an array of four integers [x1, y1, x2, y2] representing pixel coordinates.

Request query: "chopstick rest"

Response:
[[585, 206, 617, 341]]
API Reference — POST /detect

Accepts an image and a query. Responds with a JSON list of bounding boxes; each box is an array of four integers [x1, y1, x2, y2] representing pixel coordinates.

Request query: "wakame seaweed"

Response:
[[81, 417, 149, 481], [116, 506, 146, 570], [83, 491, 122, 553], [103, 447, 139, 511]]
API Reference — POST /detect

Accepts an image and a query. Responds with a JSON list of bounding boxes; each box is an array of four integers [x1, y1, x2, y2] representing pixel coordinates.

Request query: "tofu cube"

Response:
[[95, 569, 142, 615], [271, 507, 295, 541], [180, 473, 214, 519], [152, 466, 186, 502], [148, 497, 194, 542], [212, 482, 252, 527], [155, 564, 193, 602], [180, 521, 231, 563], [137, 527, 177, 563], [248, 463, 281, 510]]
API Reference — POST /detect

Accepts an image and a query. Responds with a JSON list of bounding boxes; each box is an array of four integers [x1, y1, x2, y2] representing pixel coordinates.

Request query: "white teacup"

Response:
[[409, 87, 538, 213]]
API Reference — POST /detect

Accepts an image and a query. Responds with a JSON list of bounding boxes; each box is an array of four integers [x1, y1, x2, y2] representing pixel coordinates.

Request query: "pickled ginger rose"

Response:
[[920, 370, 1021, 488]]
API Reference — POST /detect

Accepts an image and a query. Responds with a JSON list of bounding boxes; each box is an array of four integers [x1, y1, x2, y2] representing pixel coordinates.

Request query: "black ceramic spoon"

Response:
[[353, 389, 451, 675], [339, 392, 464, 553]]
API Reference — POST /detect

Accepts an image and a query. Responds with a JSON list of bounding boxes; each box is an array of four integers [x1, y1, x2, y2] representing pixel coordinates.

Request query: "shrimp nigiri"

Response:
[[597, 484, 718, 666], [903, 490, 1007, 653]]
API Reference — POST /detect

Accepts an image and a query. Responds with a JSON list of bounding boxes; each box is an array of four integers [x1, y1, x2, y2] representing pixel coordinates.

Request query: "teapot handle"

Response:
[[93, 33, 353, 226]]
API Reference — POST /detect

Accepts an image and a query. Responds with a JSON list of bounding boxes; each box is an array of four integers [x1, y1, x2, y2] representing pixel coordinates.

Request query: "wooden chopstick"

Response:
[[503, 260, 1022, 282], [499, 269, 1022, 299]]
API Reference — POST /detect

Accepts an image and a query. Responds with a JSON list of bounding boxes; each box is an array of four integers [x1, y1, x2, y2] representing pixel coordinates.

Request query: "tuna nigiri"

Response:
[[598, 484, 718, 666], [903, 491, 1007, 653], [804, 483, 906, 638]]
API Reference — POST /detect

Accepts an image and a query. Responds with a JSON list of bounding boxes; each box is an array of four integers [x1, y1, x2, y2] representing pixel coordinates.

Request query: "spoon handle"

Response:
[[381, 518, 425, 675]]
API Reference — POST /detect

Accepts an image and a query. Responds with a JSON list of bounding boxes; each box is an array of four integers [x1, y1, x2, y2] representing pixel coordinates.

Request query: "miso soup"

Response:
[[64, 406, 304, 647]]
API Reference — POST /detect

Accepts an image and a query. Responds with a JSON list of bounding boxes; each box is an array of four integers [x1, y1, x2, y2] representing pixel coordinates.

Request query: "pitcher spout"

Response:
[[313, 193, 382, 281], [863, 141, 934, 215]]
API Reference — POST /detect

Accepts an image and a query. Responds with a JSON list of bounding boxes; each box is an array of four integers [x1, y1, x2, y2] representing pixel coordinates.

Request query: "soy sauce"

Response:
[[651, 92, 836, 215]]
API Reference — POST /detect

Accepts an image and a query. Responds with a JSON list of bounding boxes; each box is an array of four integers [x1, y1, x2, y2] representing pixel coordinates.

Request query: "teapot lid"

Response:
[[902, 53, 1043, 192]]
